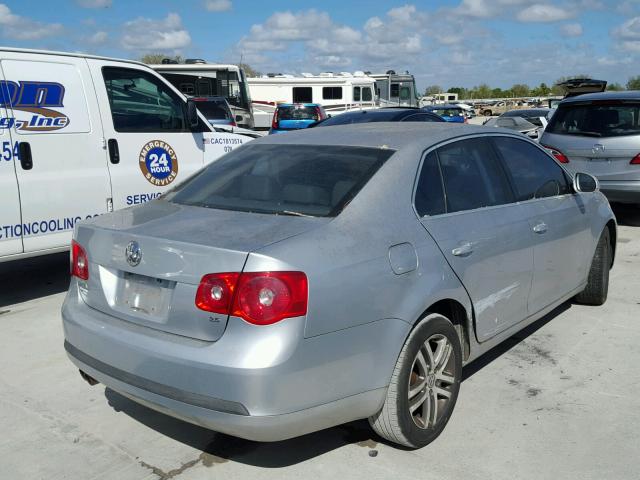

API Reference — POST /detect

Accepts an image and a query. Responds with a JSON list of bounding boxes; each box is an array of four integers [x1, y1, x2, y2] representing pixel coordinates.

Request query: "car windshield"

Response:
[[547, 101, 640, 137], [194, 101, 229, 120], [319, 111, 400, 126], [278, 106, 320, 121], [165, 144, 394, 217]]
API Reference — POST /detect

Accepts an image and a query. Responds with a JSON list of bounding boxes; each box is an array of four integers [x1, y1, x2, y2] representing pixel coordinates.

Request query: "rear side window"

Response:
[[492, 137, 570, 200], [166, 144, 394, 217], [277, 106, 320, 121], [547, 102, 640, 137], [415, 152, 445, 216], [437, 138, 513, 213], [103, 67, 188, 132]]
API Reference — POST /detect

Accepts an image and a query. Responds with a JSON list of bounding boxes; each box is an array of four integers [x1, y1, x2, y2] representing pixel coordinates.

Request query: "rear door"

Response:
[[417, 138, 535, 342], [0, 64, 23, 256], [1, 52, 111, 253], [88, 60, 207, 210], [492, 136, 592, 314]]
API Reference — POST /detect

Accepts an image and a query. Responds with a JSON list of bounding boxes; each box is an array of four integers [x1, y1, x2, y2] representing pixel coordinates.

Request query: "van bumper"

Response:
[[62, 284, 409, 441]]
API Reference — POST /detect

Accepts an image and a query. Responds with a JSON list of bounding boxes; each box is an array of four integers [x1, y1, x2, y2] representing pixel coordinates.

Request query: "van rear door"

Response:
[[87, 60, 209, 211], [0, 62, 23, 257], [1, 52, 111, 254]]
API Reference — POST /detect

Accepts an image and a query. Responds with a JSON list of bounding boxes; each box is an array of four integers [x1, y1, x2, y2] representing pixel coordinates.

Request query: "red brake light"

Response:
[[271, 109, 279, 130], [195, 272, 240, 314], [195, 271, 308, 325], [542, 145, 569, 163], [631, 153, 640, 164], [71, 240, 89, 280]]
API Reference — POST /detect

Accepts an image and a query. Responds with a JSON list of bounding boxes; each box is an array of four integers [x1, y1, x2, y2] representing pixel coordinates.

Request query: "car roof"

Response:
[[560, 90, 640, 104], [254, 122, 518, 151], [425, 104, 463, 110]]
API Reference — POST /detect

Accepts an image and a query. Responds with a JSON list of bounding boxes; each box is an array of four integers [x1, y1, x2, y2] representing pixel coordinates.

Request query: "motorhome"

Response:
[[151, 61, 254, 129], [368, 71, 419, 107], [247, 73, 377, 129], [0, 48, 251, 262]]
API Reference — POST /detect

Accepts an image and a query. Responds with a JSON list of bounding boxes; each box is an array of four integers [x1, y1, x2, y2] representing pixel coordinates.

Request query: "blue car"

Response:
[[270, 103, 327, 134], [423, 105, 467, 123]]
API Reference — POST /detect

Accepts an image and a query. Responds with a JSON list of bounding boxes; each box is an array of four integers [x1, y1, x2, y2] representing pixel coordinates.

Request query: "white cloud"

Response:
[[204, 0, 232, 12], [88, 30, 108, 44], [121, 13, 191, 52], [0, 3, 64, 40], [455, 0, 528, 18], [561, 23, 583, 36], [517, 4, 573, 22], [76, 0, 112, 7]]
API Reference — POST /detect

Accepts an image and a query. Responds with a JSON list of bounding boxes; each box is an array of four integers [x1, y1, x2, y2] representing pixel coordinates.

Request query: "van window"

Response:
[[547, 101, 640, 137], [166, 144, 394, 217], [436, 138, 513, 213], [353, 87, 361, 102], [293, 87, 313, 103], [323, 87, 342, 100], [492, 137, 570, 200], [103, 67, 188, 133], [362, 87, 373, 102], [391, 83, 400, 98], [415, 151, 445, 216], [400, 86, 411, 101]]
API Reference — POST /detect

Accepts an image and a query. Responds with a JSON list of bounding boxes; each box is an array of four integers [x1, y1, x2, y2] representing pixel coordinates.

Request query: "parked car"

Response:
[[483, 108, 552, 140], [269, 103, 327, 134], [540, 91, 640, 205], [423, 105, 466, 123], [63, 124, 615, 449], [0, 47, 251, 264], [313, 107, 444, 126]]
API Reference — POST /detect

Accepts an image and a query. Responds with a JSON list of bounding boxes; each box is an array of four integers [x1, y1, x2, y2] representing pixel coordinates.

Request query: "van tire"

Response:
[[575, 228, 610, 306], [368, 314, 462, 448]]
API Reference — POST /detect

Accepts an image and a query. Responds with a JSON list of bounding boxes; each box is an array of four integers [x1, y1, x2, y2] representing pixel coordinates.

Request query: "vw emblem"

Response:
[[125, 241, 142, 267], [592, 143, 606, 154]]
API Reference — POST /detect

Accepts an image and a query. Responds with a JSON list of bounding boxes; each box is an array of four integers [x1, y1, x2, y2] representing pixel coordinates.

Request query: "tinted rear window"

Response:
[[547, 102, 640, 137], [195, 101, 229, 120], [166, 144, 393, 217], [278, 106, 319, 121]]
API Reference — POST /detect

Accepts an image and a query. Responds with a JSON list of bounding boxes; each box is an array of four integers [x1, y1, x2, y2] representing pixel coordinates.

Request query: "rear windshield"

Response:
[[166, 144, 394, 217], [195, 101, 229, 120], [278, 106, 320, 121], [431, 108, 463, 117], [547, 102, 640, 137]]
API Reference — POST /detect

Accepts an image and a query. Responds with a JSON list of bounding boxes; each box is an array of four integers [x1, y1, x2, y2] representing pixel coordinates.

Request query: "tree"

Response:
[[474, 83, 492, 99], [139, 53, 183, 65], [607, 82, 624, 91], [424, 85, 443, 96], [239, 63, 260, 78], [626, 76, 640, 90], [511, 83, 530, 98], [447, 86, 467, 99]]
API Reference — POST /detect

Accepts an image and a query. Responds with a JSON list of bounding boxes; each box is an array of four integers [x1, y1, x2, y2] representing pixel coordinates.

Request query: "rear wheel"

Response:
[[575, 228, 610, 305], [369, 314, 462, 448]]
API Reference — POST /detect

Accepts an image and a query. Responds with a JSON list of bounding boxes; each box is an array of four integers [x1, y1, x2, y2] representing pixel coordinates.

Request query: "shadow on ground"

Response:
[[0, 252, 69, 307], [612, 203, 640, 227], [103, 302, 571, 468]]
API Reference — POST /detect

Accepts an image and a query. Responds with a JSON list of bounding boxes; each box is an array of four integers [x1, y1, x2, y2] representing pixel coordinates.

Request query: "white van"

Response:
[[0, 48, 251, 262]]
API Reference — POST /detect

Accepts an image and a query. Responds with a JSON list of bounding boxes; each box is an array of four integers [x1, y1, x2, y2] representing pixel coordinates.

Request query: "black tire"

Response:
[[575, 228, 610, 306], [368, 314, 462, 448]]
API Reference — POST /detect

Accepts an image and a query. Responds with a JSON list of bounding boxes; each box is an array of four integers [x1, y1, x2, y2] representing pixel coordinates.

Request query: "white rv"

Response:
[[248, 73, 377, 129], [150, 61, 254, 129], [0, 48, 251, 262], [368, 71, 419, 108]]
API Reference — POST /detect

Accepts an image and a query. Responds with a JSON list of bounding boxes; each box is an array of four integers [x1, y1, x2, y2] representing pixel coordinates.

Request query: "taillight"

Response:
[[271, 110, 279, 130], [71, 240, 89, 280], [542, 145, 569, 163], [195, 271, 308, 325], [631, 153, 640, 164], [315, 106, 325, 121], [195, 272, 240, 314]]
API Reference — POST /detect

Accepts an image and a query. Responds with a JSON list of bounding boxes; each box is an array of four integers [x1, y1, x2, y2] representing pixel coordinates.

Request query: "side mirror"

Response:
[[235, 115, 243, 122], [186, 100, 199, 129], [573, 172, 598, 193]]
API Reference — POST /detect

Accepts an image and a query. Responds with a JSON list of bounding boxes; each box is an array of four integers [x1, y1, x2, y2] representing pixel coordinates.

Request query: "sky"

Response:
[[1, 0, 640, 91]]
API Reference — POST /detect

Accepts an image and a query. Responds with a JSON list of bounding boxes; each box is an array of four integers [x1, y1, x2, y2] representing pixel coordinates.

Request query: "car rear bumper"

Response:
[[599, 180, 640, 204], [61, 283, 409, 441]]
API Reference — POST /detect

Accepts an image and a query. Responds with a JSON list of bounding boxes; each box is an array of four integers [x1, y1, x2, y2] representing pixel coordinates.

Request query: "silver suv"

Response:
[[541, 91, 640, 205]]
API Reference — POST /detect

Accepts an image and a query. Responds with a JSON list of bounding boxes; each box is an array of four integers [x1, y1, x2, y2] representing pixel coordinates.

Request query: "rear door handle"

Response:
[[452, 242, 474, 257], [533, 222, 548, 234], [18, 142, 32, 170], [108, 139, 120, 164]]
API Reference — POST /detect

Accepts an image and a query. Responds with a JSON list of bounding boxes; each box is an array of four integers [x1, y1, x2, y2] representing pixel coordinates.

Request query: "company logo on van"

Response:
[[0, 81, 70, 132], [139, 140, 179, 186]]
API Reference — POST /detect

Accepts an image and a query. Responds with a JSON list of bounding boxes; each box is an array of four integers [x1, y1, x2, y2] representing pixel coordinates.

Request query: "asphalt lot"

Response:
[[1, 204, 639, 480]]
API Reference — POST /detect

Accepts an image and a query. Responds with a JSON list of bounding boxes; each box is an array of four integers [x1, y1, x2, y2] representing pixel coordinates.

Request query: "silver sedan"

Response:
[[62, 123, 616, 448]]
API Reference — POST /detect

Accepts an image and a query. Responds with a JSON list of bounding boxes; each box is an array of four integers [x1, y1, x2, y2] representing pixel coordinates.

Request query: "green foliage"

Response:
[[626, 76, 640, 90], [424, 85, 443, 96], [139, 53, 183, 65], [607, 82, 625, 91], [239, 63, 260, 78]]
